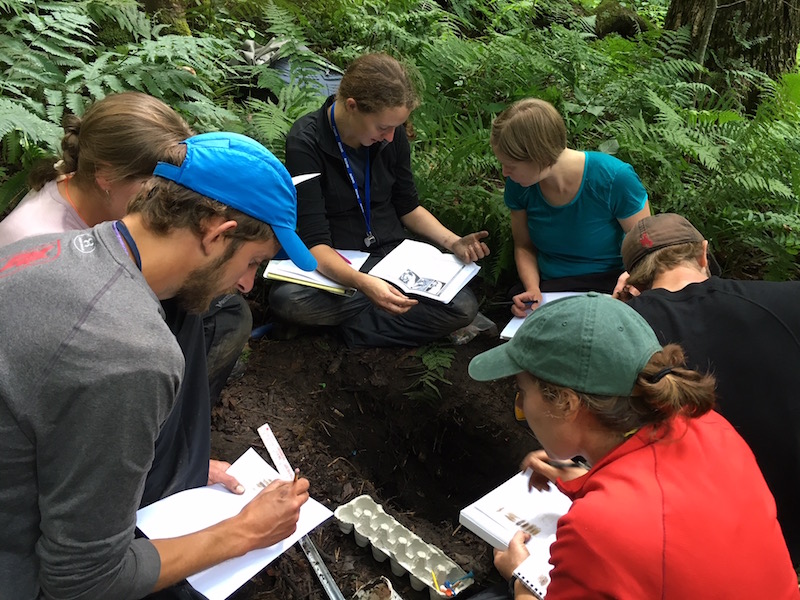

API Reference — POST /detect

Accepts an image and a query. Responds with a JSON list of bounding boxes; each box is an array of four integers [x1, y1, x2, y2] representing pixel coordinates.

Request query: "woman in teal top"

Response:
[[491, 99, 650, 317]]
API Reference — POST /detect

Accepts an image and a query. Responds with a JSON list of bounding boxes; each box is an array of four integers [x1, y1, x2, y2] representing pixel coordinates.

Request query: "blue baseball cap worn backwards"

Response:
[[153, 131, 317, 271]]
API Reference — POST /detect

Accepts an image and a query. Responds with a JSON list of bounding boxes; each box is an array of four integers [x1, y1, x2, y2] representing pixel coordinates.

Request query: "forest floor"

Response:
[[210, 297, 540, 600]]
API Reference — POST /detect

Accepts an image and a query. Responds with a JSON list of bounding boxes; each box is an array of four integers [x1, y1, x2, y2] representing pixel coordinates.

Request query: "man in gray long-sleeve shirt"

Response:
[[0, 132, 317, 599]]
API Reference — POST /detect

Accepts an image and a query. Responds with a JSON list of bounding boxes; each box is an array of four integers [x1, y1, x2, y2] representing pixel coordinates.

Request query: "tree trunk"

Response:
[[666, 0, 800, 79], [138, 0, 191, 35], [665, 0, 717, 65]]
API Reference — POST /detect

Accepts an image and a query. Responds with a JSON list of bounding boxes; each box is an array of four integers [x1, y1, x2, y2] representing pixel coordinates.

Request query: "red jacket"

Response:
[[548, 411, 799, 599]]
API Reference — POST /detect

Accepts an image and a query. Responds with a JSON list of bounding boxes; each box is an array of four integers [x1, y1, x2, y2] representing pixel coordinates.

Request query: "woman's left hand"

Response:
[[493, 530, 531, 579], [451, 231, 490, 263]]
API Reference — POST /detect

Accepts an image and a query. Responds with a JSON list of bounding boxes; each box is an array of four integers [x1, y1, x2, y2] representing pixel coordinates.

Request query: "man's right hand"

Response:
[[238, 478, 310, 550], [151, 477, 311, 591], [359, 274, 418, 314]]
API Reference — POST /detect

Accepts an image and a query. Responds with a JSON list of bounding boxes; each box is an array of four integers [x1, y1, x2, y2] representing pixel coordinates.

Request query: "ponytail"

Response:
[[27, 113, 83, 191], [27, 92, 192, 193], [536, 344, 716, 435], [633, 344, 716, 420]]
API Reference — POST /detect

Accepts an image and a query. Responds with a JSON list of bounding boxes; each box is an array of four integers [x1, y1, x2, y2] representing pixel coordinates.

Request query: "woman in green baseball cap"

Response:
[[468, 293, 798, 599]]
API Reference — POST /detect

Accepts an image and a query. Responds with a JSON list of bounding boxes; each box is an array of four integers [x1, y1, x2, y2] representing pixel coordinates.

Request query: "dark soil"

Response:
[[211, 299, 540, 600]]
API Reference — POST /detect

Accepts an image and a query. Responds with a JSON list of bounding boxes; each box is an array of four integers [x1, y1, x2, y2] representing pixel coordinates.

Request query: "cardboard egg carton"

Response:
[[334, 495, 474, 598]]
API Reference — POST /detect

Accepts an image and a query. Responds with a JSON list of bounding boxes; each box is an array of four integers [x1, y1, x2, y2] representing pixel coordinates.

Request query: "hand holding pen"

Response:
[[520, 449, 589, 491], [511, 289, 543, 318]]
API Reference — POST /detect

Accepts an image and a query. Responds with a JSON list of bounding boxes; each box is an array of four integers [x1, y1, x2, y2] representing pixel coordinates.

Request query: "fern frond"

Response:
[[43, 89, 64, 124], [85, 0, 153, 41], [0, 98, 60, 148], [0, 0, 34, 16]]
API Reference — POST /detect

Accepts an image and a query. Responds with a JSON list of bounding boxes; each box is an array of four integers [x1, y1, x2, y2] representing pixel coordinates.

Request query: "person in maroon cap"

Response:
[[620, 212, 800, 566]]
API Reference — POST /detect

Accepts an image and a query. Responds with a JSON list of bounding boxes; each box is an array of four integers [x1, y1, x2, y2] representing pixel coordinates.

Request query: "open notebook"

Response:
[[459, 470, 572, 598], [264, 250, 369, 296], [368, 239, 479, 303]]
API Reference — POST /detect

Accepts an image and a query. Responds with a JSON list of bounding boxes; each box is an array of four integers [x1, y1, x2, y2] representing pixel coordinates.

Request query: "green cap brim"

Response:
[[468, 344, 525, 381]]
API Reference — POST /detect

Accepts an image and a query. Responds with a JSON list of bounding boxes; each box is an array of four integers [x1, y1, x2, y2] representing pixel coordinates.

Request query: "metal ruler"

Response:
[[257, 424, 346, 600]]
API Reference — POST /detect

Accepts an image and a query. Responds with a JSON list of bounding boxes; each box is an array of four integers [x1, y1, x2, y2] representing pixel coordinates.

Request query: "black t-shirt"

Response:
[[628, 276, 800, 563]]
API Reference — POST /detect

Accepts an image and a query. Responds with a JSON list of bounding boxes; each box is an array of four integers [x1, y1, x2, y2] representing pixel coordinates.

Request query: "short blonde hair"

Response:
[[490, 98, 566, 169]]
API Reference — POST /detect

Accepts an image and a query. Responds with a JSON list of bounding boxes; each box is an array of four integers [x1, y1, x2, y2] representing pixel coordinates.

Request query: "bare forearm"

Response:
[[151, 517, 253, 591], [515, 246, 541, 292], [150, 477, 308, 592], [311, 244, 369, 289], [400, 207, 459, 251]]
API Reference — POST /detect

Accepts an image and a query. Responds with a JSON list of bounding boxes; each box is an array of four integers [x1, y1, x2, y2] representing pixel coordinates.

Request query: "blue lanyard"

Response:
[[112, 220, 142, 270], [330, 102, 376, 247]]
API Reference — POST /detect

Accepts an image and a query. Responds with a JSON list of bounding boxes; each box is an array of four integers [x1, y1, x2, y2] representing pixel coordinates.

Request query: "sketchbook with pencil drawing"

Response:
[[367, 239, 480, 304], [459, 470, 572, 598]]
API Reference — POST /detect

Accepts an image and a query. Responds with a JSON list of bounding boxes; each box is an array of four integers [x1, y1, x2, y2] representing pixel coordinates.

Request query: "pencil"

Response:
[[335, 250, 352, 265], [293, 468, 300, 482]]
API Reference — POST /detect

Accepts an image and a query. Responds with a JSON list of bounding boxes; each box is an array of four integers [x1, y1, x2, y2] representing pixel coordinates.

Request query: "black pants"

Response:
[[203, 293, 252, 403]]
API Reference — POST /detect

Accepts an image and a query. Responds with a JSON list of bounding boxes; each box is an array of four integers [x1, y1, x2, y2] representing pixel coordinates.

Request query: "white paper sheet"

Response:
[[499, 292, 584, 340], [136, 448, 333, 600]]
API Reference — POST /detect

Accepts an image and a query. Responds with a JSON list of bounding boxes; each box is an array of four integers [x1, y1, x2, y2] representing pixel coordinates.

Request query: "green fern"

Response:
[[0, 98, 60, 148], [403, 345, 456, 402]]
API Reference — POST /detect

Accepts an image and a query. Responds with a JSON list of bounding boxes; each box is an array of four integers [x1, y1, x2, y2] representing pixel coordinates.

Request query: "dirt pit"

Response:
[[211, 304, 541, 599]]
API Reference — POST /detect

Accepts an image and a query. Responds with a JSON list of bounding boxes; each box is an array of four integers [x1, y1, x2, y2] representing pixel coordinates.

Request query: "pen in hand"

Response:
[[545, 458, 590, 470], [490, 299, 540, 306]]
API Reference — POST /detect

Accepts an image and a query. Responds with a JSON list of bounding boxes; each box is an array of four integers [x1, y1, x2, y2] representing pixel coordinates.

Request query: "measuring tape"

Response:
[[257, 424, 346, 600]]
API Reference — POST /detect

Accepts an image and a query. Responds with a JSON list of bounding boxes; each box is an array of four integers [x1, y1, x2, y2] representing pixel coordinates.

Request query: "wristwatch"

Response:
[[508, 574, 519, 597]]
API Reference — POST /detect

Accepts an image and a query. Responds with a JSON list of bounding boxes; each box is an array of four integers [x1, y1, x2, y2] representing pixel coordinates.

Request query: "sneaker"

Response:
[[226, 355, 247, 383]]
